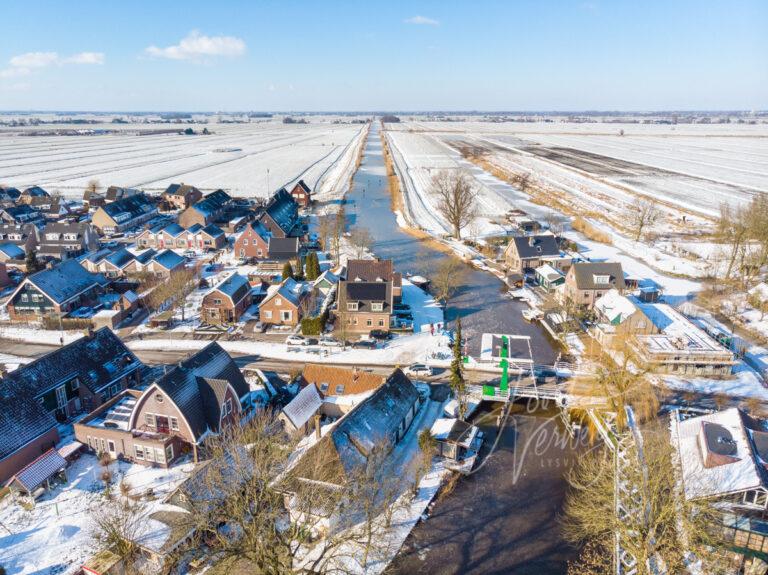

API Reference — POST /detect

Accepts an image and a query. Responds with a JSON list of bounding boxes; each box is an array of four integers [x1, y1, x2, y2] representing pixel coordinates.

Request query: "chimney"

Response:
[[314, 414, 322, 439]]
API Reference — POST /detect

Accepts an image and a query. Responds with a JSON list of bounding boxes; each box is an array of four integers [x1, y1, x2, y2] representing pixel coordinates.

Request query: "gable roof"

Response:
[[190, 189, 231, 217], [17, 259, 109, 305], [287, 369, 418, 485], [104, 248, 136, 269], [99, 193, 155, 222], [105, 186, 140, 202], [200, 223, 224, 238], [267, 236, 299, 260], [570, 262, 625, 290], [511, 235, 560, 260], [151, 342, 248, 441], [346, 259, 394, 283], [314, 269, 340, 287], [0, 380, 57, 461], [300, 365, 386, 397], [262, 277, 307, 308], [161, 223, 186, 237], [22, 186, 49, 198], [164, 183, 201, 197], [282, 384, 322, 430], [151, 249, 185, 271], [262, 188, 298, 235], [5, 327, 141, 397], [595, 289, 638, 324], [208, 273, 250, 305], [292, 180, 311, 194]]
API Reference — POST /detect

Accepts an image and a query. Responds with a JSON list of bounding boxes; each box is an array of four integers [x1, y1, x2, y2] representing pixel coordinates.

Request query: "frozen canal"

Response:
[[345, 122, 559, 363]]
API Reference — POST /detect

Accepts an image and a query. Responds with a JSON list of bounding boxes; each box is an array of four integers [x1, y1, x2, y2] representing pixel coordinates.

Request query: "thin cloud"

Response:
[[404, 15, 439, 26], [145, 31, 246, 61], [0, 51, 104, 80]]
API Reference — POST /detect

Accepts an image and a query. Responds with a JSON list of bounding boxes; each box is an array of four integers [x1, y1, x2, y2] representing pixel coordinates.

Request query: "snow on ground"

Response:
[[660, 362, 768, 401], [402, 279, 443, 333], [0, 453, 194, 575], [0, 119, 367, 198]]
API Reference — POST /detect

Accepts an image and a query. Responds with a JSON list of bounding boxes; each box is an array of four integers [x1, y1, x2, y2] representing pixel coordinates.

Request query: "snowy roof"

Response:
[[152, 343, 248, 441], [0, 243, 24, 259], [209, 273, 250, 304], [534, 263, 564, 282], [100, 193, 155, 221], [262, 188, 298, 234], [287, 369, 419, 485], [282, 384, 322, 430], [164, 183, 201, 197], [292, 179, 311, 193], [20, 259, 109, 304], [671, 408, 768, 500], [511, 235, 560, 259], [134, 248, 158, 264], [191, 189, 230, 217], [200, 223, 224, 238], [105, 248, 136, 269], [314, 269, 340, 287], [636, 303, 731, 355], [300, 365, 386, 397], [161, 223, 186, 237], [22, 185, 49, 197], [595, 289, 638, 325], [0, 380, 57, 461], [6, 448, 66, 491], [6, 327, 141, 397], [88, 394, 138, 431], [186, 223, 203, 234], [430, 418, 477, 448], [262, 277, 306, 308], [151, 249, 185, 270]]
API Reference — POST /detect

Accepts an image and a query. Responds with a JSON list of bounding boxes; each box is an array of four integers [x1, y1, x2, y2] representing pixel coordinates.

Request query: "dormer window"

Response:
[[319, 382, 329, 393], [593, 275, 610, 285], [347, 302, 359, 311], [371, 302, 383, 312], [335, 384, 345, 394]]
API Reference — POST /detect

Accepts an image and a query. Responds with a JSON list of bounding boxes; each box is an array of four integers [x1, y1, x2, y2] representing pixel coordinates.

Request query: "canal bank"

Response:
[[345, 122, 560, 363]]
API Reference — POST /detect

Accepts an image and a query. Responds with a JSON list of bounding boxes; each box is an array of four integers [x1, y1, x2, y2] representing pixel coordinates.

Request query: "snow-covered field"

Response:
[[388, 120, 768, 218], [0, 119, 367, 200]]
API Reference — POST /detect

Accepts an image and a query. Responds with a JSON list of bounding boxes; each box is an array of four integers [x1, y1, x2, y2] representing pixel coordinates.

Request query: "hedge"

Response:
[[301, 310, 329, 335]]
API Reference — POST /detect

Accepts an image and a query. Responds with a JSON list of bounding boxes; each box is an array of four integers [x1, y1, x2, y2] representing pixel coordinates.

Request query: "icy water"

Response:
[[345, 123, 559, 363]]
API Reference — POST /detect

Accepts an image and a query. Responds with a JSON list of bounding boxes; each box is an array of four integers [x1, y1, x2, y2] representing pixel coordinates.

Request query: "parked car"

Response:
[[405, 363, 433, 377], [369, 329, 391, 341], [319, 336, 343, 348], [285, 335, 308, 346], [183, 249, 197, 258], [352, 339, 378, 349]]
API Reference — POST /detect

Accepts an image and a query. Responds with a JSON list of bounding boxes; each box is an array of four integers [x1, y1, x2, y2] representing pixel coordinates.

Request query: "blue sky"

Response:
[[0, 0, 765, 111]]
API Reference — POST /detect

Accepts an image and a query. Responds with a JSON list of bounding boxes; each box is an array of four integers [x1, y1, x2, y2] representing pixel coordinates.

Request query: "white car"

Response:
[[285, 335, 307, 346], [405, 363, 433, 377], [319, 336, 343, 348]]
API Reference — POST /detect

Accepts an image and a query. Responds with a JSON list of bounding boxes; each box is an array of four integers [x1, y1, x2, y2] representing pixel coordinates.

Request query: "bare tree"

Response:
[[317, 213, 334, 253], [431, 256, 467, 311], [84, 178, 101, 199], [146, 267, 198, 320], [431, 170, 478, 239], [717, 201, 750, 280], [348, 226, 373, 259], [563, 423, 729, 575], [91, 499, 147, 571], [544, 211, 565, 236], [748, 291, 768, 321], [628, 197, 661, 241]]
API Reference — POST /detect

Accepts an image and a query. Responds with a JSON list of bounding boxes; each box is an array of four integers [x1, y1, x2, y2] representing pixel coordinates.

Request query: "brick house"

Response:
[[233, 221, 270, 260], [257, 188, 300, 239], [163, 183, 203, 210], [259, 277, 309, 326], [0, 380, 60, 485], [0, 223, 38, 254], [136, 222, 226, 252], [504, 235, 570, 274], [37, 221, 99, 261], [74, 343, 253, 465], [345, 258, 402, 301], [6, 259, 110, 321], [289, 180, 312, 208], [178, 189, 231, 228], [337, 259, 399, 332], [201, 273, 252, 325], [3, 327, 142, 421], [563, 261, 626, 308], [91, 193, 158, 235], [18, 185, 50, 204]]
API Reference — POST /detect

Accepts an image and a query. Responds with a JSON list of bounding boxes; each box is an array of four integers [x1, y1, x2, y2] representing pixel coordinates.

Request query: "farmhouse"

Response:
[[298, 364, 387, 417], [73, 343, 252, 464], [200, 273, 252, 325], [257, 188, 300, 238]]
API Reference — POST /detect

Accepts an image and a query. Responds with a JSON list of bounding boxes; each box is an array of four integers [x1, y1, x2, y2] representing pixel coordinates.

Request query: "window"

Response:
[[155, 447, 166, 463], [319, 382, 329, 393], [347, 302, 359, 311], [371, 302, 383, 312], [227, 398, 233, 415], [335, 384, 345, 394], [593, 274, 610, 285], [111, 384, 119, 395], [170, 417, 179, 431], [107, 440, 115, 453], [222, 399, 233, 416], [165, 444, 174, 462], [144, 446, 155, 462], [275, 298, 282, 306], [21, 294, 28, 302], [145, 413, 156, 427], [243, 239, 249, 246], [281, 310, 292, 321], [263, 310, 272, 319], [155, 393, 164, 403], [366, 319, 372, 326], [71, 378, 79, 391], [213, 298, 222, 306], [379, 319, 385, 326], [135, 445, 145, 460]]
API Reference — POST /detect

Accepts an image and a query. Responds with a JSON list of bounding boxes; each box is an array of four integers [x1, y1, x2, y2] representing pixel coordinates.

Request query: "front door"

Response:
[[107, 439, 116, 458]]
